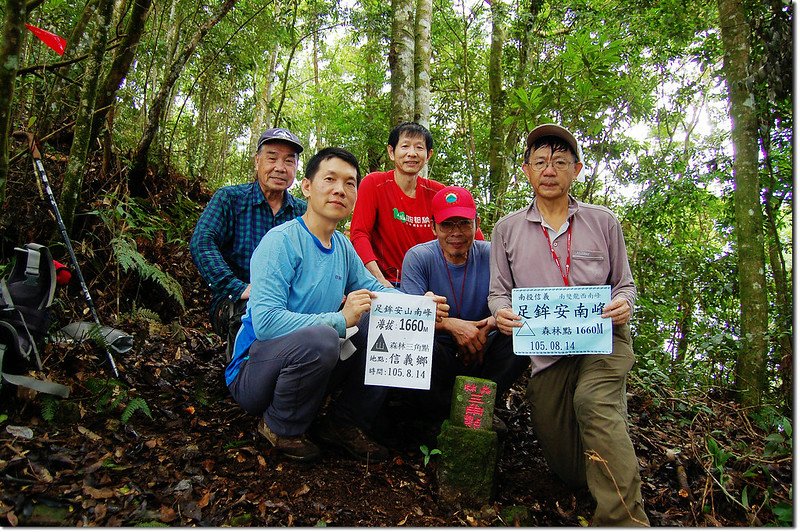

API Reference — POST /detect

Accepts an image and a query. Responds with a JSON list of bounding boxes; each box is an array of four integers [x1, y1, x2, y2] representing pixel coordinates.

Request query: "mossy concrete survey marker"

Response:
[[437, 376, 498, 507]]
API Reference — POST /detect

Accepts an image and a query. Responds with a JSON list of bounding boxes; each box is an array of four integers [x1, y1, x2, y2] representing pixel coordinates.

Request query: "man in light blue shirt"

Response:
[[226, 147, 447, 463]]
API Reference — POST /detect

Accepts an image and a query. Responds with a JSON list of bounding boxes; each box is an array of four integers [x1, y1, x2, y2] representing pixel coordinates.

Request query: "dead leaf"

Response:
[[198, 491, 211, 509], [292, 484, 310, 497], [397, 513, 410, 525], [201, 459, 215, 473], [77, 426, 102, 441], [30, 463, 53, 483], [83, 485, 115, 499], [185, 405, 195, 415], [181, 501, 202, 522], [160, 506, 177, 523], [6, 425, 34, 439], [94, 503, 107, 520], [257, 455, 267, 467], [145, 439, 159, 449], [6, 511, 18, 526]]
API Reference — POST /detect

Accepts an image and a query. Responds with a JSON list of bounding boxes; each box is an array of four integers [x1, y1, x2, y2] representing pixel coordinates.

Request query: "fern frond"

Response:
[[131, 306, 161, 322], [121, 397, 152, 423], [41, 396, 59, 422], [111, 237, 185, 309]]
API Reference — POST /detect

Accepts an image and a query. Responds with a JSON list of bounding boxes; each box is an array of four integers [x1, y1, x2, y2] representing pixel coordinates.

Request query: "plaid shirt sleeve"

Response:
[[190, 188, 248, 301]]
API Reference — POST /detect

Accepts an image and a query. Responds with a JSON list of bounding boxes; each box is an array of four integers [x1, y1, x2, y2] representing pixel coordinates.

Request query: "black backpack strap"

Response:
[[18, 244, 56, 309], [0, 282, 43, 370], [23, 245, 42, 285]]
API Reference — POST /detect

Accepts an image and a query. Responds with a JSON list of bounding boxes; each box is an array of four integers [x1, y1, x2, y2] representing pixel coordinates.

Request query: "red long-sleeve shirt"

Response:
[[350, 170, 484, 284], [350, 170, 443, 284]]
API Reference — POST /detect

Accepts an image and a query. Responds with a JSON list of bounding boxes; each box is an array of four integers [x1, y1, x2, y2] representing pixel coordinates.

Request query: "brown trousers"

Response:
[[526, 324, 649, 526]]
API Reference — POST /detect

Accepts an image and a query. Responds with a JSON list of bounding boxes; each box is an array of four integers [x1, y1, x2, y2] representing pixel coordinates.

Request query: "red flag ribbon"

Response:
[[25, 23, 67, 56]]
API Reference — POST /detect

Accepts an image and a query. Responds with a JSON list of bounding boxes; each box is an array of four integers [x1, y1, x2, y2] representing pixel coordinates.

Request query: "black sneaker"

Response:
[[314, 416, 389, 463], [258, 419, 320, 462]]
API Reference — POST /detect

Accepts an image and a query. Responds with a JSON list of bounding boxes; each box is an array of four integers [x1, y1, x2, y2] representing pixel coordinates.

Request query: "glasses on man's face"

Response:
[[527, 158, 575, 172], [438, 219, 474, 233]]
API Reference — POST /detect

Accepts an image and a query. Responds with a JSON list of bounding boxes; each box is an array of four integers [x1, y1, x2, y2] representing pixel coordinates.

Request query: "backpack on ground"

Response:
[[0, 243, 69, 398]]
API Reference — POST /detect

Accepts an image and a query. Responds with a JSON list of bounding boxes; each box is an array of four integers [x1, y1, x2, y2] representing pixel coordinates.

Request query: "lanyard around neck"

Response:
[[541, 223, 572, 286], [440, 248, 468, 319]]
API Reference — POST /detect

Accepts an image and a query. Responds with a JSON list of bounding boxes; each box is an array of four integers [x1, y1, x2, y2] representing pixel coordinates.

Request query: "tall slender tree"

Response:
[[389, 0, 415, 124], [717, 0, 769, 407], [413, 0, 431, 129], [59, 0, 114, 234], [89, 0, 153, 144], [487, 0, 506, 212], [0, 0, 27, 205], [128, 0, 237, 190]]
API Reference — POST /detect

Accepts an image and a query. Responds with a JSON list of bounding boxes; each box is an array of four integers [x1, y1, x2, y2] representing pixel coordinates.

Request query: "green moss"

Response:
[[436, 420, 498, 507]]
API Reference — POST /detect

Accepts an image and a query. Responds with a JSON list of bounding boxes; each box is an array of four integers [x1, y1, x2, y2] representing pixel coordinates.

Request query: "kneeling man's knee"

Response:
[[303, 325, 341, 369]]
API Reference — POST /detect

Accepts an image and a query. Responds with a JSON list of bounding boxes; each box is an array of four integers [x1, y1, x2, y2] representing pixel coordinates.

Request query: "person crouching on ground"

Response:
[[225, 147, 448, 463]]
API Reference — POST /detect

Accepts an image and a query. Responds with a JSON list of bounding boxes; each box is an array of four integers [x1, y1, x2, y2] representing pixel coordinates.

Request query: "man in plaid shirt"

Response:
[[191, 128, 307, 360]]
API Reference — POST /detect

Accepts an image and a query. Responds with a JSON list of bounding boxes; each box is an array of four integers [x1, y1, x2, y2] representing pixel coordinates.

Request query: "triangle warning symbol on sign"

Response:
[[515, 322, 536, 336], [371, 333, 389, 352]]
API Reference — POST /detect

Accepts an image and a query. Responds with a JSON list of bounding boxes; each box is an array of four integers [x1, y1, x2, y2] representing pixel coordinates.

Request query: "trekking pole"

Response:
[[12, 131, 120, 378]]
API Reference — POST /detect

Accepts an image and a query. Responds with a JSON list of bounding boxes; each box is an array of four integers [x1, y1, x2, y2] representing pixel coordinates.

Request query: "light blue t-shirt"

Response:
[[225, 218, 394, 385], [399, 240, 491, 324]]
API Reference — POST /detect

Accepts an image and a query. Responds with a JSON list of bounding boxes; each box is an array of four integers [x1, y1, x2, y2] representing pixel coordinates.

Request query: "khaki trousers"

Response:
[[526, 324, 649, 526]]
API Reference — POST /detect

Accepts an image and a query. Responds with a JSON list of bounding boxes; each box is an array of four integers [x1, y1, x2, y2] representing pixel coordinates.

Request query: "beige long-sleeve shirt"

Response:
[[488, 196, 636, 375]]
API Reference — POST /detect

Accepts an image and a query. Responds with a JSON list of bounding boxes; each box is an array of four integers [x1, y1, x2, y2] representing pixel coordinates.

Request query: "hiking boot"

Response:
[[258, 419, 320, 462], [314, 416, 389, 463]]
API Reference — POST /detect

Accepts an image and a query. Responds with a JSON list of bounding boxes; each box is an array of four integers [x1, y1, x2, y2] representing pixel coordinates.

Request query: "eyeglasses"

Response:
[[526, 159, 575, 172], [438, 219, 474, 233]]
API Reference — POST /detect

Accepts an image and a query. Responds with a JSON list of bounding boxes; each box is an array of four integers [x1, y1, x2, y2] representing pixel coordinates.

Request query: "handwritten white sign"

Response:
[[364, 292, 436, 390], [511, 285, 612, 356]]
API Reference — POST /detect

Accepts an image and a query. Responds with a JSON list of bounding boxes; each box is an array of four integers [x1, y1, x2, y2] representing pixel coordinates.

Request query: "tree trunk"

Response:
[[487, 0, 506, 205], [273, 1, 302, 126], [763, 175, 792, 412], [0, 0, 27, 205], [128, 0, 237, 191], [486, 0, 540, 228], [249, 47, 278, 153], [313, 30, 322, 153], [390, 0, 415, 124], [717, 0, 769, 408], [414, 0, 431, 176], [413, 0, 431, 129], [459, 1, 478, 185], [90, 0, 153, 143], [59, 0, 114, 234]]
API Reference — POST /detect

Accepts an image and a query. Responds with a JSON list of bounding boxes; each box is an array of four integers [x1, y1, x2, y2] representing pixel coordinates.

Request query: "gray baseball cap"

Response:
[[257, 127, 303, 154], [525, 124, 581, 161]]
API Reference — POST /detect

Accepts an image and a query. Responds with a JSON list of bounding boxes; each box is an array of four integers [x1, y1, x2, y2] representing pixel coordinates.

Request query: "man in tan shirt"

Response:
[[488, 124, 648, 526]]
